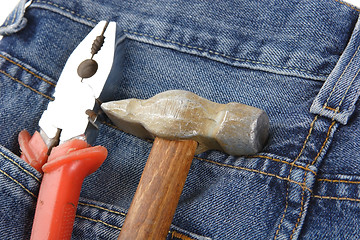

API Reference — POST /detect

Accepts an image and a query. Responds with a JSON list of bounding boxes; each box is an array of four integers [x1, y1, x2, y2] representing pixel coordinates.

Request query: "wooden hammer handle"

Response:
[[118, 137, 197, 240]]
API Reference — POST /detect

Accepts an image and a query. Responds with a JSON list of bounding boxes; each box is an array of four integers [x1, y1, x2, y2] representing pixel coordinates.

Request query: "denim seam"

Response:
[[196, 157, 312, 193], [249, 155, 316, 175], [32, 0, 97, 23], [335, 67, 360, 111], [0, 69, 54, 100], [334, 0, 360, 12], [171, 231, 196, 240], [322, 44, 360, 113], [310, 121, 337, 166], [0, 150, 40, 182], [75, 215, 122, 231], [274, 115, 319, 239], [10, 7, 17, 25], [78, 202, 126, 217], [313, 194, 360, 202], [325, 106, 337, 111], [317, 178, 360, 184], [292, 116, 319, 164], [123, 30, 329, 78], [289, 120, 336, 239], [0, 168, 37, 198], [0, 54, 56, 86]]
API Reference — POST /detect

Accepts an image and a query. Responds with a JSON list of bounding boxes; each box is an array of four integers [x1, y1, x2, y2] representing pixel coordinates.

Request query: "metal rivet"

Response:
[[77, 59, 98, 79]]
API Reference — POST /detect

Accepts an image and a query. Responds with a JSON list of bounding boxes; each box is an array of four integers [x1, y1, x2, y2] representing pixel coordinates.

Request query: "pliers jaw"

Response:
[[38, 21, 116, 151]]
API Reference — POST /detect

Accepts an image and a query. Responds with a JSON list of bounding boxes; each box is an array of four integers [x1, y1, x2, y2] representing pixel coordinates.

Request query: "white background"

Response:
[[345, 0, 360, 8], [0, 1, 19, 24], [0, 0, 359, 36]]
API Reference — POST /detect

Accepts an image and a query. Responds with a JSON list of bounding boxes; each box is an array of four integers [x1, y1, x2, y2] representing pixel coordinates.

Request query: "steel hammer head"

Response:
[[101, 90, 269, 156]]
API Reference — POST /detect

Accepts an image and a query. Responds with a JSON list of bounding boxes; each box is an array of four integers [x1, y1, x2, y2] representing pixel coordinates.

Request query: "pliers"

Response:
[[17, 21, 116, 240]]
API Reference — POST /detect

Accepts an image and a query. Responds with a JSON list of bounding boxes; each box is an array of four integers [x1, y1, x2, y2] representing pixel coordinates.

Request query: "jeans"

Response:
[[0, 0, 360, 239]]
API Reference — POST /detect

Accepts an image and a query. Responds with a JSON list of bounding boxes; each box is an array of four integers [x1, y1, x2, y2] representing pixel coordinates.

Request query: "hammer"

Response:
[[101, 90, 269, 239]]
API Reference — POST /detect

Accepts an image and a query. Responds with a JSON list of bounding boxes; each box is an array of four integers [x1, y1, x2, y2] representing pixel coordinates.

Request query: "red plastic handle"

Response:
[[18, 130, 48, 173], [28, 137, 107, 240]]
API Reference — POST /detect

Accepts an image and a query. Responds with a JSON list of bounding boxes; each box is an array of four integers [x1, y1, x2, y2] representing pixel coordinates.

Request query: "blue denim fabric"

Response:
[[0, 0, 360, 239]]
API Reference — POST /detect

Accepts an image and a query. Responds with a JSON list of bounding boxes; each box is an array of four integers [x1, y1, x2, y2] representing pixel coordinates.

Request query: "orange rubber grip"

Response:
[[30, 139, 107, 240]]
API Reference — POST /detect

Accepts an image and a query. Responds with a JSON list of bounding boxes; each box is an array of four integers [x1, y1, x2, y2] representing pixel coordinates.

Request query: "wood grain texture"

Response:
[[118, 137, 197, 240]]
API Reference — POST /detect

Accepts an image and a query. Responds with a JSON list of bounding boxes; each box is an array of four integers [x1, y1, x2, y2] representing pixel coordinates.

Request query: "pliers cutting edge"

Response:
[[18, 21, 116, 239]]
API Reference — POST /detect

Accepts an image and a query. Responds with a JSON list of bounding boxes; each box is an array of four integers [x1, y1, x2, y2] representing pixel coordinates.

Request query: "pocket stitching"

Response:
[[0, 53, 56, 86], [0, 168, 37, 198], [0, 69, 54, 100], [0, 150, 40, 182]]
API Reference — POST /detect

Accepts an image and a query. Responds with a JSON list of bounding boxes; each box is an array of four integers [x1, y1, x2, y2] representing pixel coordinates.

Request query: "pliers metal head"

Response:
[[38, 21, 116, 151]]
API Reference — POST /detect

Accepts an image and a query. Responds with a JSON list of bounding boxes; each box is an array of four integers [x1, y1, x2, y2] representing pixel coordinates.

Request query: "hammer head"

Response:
[[101, 90, 269, 156]]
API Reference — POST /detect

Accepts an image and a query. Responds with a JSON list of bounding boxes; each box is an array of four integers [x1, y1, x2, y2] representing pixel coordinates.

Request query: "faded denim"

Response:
[[0, 0, 360, 239]]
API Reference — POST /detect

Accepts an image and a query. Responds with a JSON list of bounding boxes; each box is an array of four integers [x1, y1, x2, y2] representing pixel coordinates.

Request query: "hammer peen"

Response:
[[101, 90, 269, 239]]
